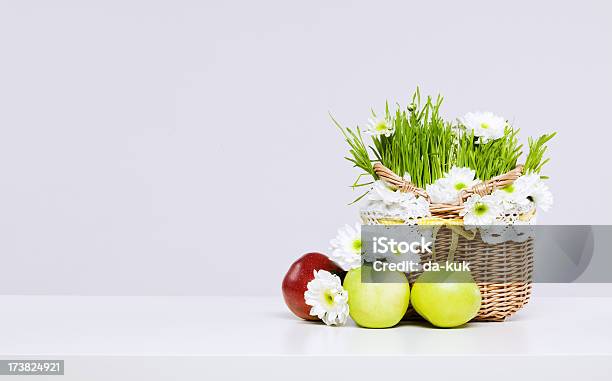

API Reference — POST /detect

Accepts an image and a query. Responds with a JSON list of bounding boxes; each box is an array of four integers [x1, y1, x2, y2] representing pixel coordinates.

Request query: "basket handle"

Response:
[[372, 162, 524, 205], [372, 163, 430, 200]]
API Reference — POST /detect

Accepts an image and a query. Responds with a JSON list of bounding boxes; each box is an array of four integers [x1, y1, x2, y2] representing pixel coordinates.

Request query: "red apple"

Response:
[[282, 252, 345, 321]]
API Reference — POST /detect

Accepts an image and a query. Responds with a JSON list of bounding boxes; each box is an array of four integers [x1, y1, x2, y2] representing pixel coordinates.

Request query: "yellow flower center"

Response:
[[376, 121, 388, 131], [454, 182, 467, 190], [474, 202, 488, 216], [324, 290, 335, 306]]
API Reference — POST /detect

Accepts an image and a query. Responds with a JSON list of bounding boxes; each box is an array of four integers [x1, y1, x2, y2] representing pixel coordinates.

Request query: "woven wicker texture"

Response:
[[368, 163, 533, 321], [405, 228, 533, 322]]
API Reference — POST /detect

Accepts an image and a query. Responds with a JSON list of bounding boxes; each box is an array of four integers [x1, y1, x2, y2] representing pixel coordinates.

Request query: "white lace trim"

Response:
[[360, 203, 536, 244], [477, 224, 535, 244]]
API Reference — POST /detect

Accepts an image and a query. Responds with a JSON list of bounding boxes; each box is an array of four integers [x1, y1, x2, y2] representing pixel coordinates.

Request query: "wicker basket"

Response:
[[363, 163, 535, 322]]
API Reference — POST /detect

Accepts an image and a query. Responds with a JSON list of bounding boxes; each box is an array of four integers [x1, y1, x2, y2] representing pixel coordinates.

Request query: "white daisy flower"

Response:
[[460, 194, 503, 225], [513, 173, 540, 191], [492, 183, 531, 212], [304, 270, 349, 326], [362, 180, 430, 220], [330, 223, 362, 271], [365, 116, 394, 137], [530, 182, 553, 211], [426, 166, 478, 204], [368, 180, 406, 205], [445, 166, 479, 192], [425, 182, 457, 204], [515, 174, 554, 211], [460, 111, 507, 142]]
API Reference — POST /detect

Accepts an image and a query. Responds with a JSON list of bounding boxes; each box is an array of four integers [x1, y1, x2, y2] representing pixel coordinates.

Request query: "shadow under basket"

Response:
[[406, 227, 534, 322]]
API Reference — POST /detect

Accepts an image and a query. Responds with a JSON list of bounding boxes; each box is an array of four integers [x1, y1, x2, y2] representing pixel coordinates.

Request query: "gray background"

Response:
[[0, 0, 610, 295]]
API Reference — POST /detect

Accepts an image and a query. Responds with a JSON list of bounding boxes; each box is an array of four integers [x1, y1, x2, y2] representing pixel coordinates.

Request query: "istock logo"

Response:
[[361, 224, 610, 284], [372, 236, 433, 255]]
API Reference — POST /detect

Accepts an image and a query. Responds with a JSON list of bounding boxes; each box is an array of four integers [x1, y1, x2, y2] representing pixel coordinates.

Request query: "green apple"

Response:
[[343, 265, 410, 328], [410, 269, 482, 328]]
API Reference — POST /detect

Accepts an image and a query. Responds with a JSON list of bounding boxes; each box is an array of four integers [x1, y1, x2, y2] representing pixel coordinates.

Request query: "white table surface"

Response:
[[1, 295, 611, 356], [1, 296, 611, 380]]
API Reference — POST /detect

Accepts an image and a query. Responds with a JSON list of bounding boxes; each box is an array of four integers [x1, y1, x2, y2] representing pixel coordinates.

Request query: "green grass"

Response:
[[371, 92, 456, 188], [524, 132, 557, 176], [455, 126, 523, 180], [334, 89, 555, 194]]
